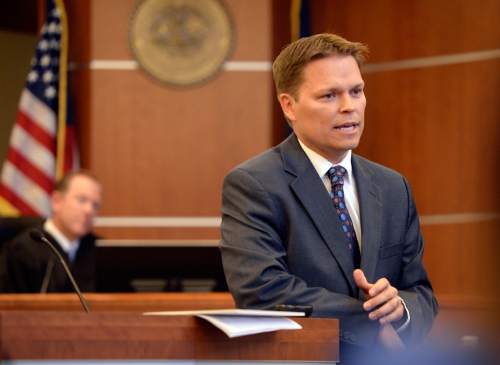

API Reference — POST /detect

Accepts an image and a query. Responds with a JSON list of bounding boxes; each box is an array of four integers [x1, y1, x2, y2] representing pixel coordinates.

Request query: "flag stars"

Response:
[[27, 71, 39, 83], [47, 22, 57, 34], [40, 54, 51, 67], [51, 8, 61, 17], [47, 22, 59, 34], [43, 70, 55, 83], [45, 86, 57, 99], [49, 39, 60, 50], [38, 40, 49, 51]]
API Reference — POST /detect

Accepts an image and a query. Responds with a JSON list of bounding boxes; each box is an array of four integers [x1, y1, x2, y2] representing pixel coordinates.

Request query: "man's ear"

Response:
[[278, 93, 296, 124], [51, 191, 63, 213]]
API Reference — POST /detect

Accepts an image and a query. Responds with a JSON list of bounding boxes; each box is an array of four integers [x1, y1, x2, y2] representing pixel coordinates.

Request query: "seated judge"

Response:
[[220, 33, 438, 350], [2, 170, 102, 293]]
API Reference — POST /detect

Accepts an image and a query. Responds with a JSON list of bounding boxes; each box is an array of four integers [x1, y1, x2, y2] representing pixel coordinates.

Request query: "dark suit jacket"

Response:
[[220, 134, 438, 347], [1, 222, 96, 293]]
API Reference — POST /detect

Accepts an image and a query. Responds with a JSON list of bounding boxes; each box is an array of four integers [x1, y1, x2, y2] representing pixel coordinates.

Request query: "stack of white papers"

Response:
[[144, 309, 304, 338]]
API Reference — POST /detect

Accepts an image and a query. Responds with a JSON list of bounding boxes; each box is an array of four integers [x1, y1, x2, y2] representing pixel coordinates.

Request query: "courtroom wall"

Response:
[[66, 0, 274, 240], [0, 31, 37, 167], [63, 0, 500, 299], [306, 0, 500, 299]]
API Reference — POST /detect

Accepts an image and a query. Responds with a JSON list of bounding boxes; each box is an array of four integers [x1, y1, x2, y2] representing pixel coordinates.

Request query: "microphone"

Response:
[[29, 229, 91, 313], [40, 256, 55, 293]]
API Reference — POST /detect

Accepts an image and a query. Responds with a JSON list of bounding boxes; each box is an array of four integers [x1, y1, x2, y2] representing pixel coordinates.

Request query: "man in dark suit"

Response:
[[220, 33, 438, 352], [1, 170, 102, 292]]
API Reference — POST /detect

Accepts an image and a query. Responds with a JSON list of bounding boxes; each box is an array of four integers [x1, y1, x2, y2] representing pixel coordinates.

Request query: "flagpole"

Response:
[[290, 0, 301, 42], [55, 0, 68, 180]]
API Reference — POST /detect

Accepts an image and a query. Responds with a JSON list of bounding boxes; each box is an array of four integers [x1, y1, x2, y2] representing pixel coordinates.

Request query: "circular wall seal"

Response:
[[129, 0, 233, 86]]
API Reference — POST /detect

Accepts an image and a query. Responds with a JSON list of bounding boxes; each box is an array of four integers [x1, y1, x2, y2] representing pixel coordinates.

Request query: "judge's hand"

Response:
[[353, 269, 404, 325]]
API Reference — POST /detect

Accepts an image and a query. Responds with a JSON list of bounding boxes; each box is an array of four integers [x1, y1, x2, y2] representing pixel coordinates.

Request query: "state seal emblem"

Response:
[[129, 0, 233, 86]]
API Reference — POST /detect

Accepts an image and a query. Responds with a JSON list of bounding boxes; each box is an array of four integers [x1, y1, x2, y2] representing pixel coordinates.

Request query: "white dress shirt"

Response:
[[44, 219, 80, 262], [298, 139, 362, 248]]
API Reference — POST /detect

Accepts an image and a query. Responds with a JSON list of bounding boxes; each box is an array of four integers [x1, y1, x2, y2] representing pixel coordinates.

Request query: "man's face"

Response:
[[279, 54, 366, 163], [51, 175, 102, 241]]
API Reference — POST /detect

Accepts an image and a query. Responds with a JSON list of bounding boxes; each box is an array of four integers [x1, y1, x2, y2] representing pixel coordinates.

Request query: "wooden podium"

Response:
[[0, 293, 339, 363]]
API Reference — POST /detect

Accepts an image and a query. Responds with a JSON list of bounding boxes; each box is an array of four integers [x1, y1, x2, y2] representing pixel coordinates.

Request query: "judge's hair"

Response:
[[54, 170, 100, 193]]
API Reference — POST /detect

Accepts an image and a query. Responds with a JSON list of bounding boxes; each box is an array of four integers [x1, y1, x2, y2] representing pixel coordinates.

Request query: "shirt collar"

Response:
[[44, 219, 80, 261], [297, 138, 353, 181]]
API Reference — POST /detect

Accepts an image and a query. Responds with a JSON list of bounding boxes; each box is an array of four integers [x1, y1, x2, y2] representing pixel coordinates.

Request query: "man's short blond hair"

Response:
[[54, 170, 100, 194], [272, 33, 369, 99]]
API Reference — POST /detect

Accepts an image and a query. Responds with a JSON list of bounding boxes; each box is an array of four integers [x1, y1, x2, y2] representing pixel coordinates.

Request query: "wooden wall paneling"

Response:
[[422, 221, 500, 298], [89, 0, 272, 61], [359, 59, 500, 214], [66, 0, 93, 166], [310, 0, 500, 62], [225, 0, 272, 60], [300, 0, 500, 303], [70, 69, 92, 167], [63, 0, 500, 302], [271, 0, 292, 144], [87, 71, 271, 217], [66, 0, 92, 62], [65, 0, 274, 240], [36, 0, 44, 31]]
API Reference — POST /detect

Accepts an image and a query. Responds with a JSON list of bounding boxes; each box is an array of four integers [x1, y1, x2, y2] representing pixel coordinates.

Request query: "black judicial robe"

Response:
[[1, 223, 96, 293]]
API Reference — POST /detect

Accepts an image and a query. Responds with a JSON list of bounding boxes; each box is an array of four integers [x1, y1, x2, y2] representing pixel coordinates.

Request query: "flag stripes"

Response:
[[0, 0, 77, 217]]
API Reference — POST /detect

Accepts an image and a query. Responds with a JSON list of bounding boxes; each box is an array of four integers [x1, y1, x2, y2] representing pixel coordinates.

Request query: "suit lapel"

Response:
[[352, 155, 383, 286], [280, 135, 357, 294]]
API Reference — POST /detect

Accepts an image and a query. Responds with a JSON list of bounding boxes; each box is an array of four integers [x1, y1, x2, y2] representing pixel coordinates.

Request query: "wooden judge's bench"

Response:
[[1, 292, 498, 364], [0, 293, 340, 364]]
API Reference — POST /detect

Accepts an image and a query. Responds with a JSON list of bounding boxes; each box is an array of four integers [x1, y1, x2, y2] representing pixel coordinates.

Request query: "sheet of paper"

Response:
[[143, 308, 304, 338], [197, 314, 302, 338], [143, 308, 305, 317]]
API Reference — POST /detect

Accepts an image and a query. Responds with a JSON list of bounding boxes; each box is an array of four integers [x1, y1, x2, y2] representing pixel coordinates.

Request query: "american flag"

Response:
[[0, 0, 77, 217], [290, 0, 310, 41]]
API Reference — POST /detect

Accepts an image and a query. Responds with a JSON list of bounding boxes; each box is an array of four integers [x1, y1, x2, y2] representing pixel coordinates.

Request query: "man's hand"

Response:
[[353, 269, 404, 324], [353, 269, 405, 350]]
